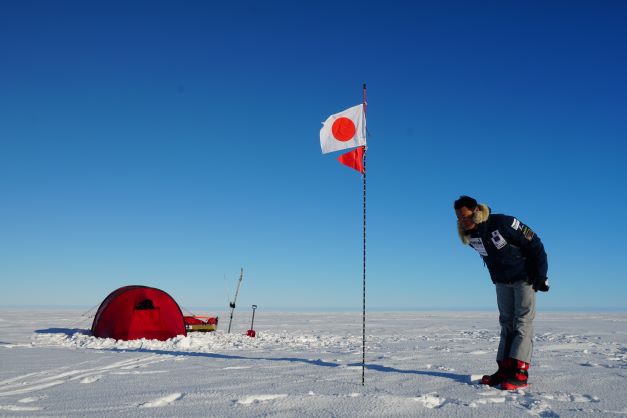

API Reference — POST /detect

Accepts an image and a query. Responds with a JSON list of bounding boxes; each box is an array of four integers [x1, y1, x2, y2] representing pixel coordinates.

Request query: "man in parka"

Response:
[[454, 195, 549, 390]]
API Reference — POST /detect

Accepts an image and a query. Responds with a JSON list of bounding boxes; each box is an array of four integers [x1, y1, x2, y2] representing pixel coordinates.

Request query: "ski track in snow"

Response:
[[0, 404, 43, 412], [0, 355, 171, 397], [0, 311, 625, 416]]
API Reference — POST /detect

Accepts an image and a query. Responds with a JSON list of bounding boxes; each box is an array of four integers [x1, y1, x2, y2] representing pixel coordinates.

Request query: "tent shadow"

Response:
[[33, 328, 343, 369], [35, 328, 90, 336], [34, 328, 470, 384]]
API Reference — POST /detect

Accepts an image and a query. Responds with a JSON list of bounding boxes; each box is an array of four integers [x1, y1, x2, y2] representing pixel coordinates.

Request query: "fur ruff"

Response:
[[457, 203, 490, 245]]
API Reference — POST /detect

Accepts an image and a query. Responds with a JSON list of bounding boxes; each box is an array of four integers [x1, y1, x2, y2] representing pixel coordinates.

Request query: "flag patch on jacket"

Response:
[[470, 238, 488, 256], [521, 225, 535, 241]]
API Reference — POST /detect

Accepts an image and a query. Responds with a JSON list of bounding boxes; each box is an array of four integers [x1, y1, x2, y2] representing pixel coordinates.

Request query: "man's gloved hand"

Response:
[[532, 276, 550, 292]]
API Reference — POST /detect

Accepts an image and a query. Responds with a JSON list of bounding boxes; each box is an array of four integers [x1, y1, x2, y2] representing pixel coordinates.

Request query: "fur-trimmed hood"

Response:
[[457, 203, 490, 245]]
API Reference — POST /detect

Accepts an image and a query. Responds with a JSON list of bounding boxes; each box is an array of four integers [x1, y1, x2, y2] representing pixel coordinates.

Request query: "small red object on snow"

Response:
[[246, 329, 256, 337]]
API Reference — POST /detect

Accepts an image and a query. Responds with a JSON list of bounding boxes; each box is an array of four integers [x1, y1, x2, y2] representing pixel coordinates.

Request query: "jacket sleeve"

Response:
[[500, 216, 548, 279]]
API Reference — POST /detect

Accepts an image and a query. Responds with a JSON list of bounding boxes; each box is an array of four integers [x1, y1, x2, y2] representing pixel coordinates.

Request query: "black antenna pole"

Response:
[[227, 268, 244, 333]]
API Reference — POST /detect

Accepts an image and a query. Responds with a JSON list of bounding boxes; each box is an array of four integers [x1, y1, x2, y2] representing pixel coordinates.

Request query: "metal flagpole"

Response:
[[362, 83, 367, 386]]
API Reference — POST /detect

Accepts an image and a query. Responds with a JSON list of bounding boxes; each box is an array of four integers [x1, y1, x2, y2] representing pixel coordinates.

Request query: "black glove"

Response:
[[532, 276, 550, 292]]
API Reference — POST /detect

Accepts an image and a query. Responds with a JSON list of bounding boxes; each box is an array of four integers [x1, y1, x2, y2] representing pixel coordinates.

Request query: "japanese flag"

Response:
[[319, 104, 366, 154]]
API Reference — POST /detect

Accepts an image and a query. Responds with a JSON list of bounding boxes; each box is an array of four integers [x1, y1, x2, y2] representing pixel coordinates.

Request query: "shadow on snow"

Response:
[[35, 328, 470, 384], [36, 328, 87, 336]]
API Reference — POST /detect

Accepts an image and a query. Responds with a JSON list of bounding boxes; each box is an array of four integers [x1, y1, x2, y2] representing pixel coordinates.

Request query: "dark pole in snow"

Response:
[[227, 268, 244, 333]]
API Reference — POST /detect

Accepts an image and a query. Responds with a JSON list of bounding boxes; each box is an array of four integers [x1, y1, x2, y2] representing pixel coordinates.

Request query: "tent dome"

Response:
[[91, 285, 186, 341]]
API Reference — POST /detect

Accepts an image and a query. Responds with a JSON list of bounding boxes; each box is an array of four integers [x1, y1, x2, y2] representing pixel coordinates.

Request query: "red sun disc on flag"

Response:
[[331, 117, 356, 141]]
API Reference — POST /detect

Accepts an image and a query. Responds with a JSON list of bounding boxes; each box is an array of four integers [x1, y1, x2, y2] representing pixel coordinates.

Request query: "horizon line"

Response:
[[1, 305, 626, 313]]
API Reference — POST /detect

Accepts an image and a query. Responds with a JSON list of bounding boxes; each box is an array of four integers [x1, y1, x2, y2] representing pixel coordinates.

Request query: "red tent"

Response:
[[91, 285, 187, 341]]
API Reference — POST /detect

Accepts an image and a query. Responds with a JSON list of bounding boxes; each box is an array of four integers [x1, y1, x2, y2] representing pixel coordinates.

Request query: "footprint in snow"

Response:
[[18, 395, 47, 404], [139, 393, 183, 408], [526, 400, 559, 418], [80, 375, 103, 384], [580, 361, 601, 367], [413, 393, 445, 409], [236, 394, 288, 405], [540, 393, 600, 403], [469, 397, 506, 407]]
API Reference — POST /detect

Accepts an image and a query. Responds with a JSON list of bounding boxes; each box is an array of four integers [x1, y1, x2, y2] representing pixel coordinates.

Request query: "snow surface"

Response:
[[0, 310, 626, 417]]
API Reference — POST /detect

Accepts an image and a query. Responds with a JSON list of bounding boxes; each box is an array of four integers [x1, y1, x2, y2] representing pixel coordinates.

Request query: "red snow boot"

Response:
[[480, 359, 510, 386], [500, 359, 529, 390]]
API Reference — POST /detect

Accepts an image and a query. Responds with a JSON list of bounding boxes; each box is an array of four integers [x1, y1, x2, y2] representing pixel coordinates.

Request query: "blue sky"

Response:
[[1, 1, 626, 311]]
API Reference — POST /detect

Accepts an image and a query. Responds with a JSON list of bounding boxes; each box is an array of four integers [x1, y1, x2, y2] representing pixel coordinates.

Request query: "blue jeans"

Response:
[[495, 280, 536, 363]]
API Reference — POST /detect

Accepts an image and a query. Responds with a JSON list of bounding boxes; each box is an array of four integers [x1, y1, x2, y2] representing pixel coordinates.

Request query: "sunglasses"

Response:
[[457, 213, 476, 222]]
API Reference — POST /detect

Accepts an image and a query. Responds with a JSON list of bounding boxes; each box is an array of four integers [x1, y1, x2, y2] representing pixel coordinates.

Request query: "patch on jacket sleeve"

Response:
[[511, 218, 521, 230], [521, 225, 535, 241]]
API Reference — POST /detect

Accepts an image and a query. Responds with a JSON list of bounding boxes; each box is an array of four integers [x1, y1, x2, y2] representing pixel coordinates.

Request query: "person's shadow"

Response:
[[362, 363, 470, 384]]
